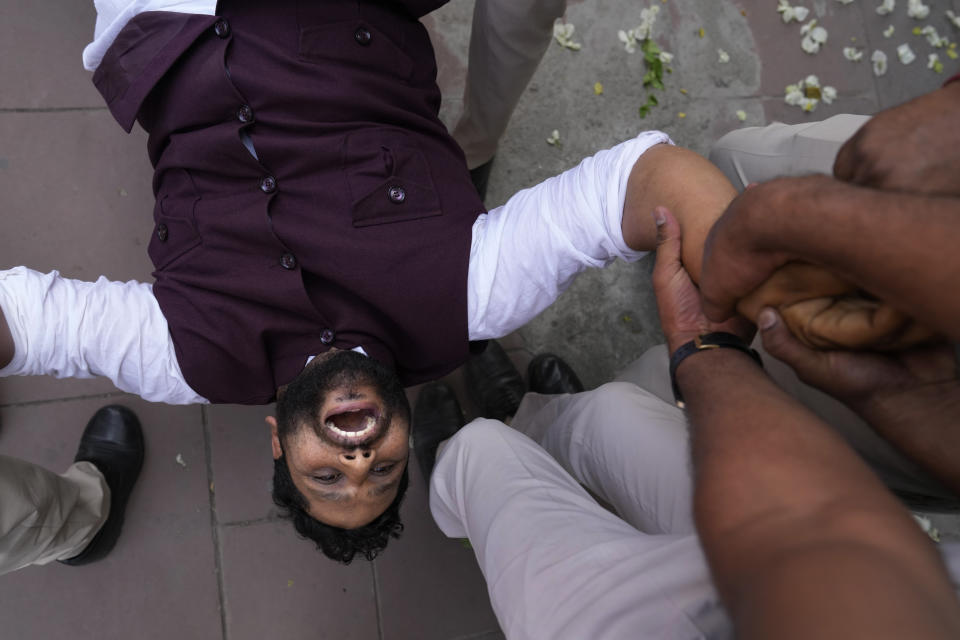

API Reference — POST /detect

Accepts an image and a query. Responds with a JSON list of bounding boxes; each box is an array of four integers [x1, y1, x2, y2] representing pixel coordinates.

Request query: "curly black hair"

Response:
[[272, 454, 409, 563], [271, 350, 411, 563]]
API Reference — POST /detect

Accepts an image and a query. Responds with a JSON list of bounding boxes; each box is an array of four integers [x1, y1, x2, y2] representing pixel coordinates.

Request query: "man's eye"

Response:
[[372, 464, 394, 475]]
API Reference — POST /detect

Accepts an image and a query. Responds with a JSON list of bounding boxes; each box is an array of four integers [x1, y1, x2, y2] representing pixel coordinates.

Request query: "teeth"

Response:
[[325, 414, 377, 440]]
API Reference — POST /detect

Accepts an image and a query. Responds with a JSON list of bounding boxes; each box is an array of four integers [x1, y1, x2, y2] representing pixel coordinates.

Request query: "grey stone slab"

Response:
[[0, 111, 155, 282], [375, 460, 501, 640], [742, 0, 875, 98], [518, 256, 663, 391], [0, 396, 220, 640], [0, 0, 103, 109], [206, 403, 278, 524], [0, 376, 122, 407], [219, 519, 380, 640], [856, 0, 958, 109]]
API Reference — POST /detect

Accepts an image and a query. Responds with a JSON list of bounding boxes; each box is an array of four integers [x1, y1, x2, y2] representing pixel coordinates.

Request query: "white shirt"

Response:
[[0, 133, 668, 404]]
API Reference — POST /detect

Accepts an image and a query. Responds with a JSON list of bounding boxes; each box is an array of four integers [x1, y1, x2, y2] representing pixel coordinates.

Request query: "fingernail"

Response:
[[758, 308, 777, 330], [652, 207, 666, 227]]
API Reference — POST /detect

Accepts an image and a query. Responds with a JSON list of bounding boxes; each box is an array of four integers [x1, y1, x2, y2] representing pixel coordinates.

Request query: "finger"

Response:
[[758, 307, 833, 387], [651, 206, 683, 286], [700, 245, 738, 322]]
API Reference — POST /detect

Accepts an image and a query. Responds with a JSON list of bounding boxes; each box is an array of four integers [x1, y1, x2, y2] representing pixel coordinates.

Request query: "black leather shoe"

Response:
[[413, 383, 464, 481], [59, 405, 144, 566], [469, 157, 495, 201], [528, 354, 585, 395], [464, 340, 525, 420]]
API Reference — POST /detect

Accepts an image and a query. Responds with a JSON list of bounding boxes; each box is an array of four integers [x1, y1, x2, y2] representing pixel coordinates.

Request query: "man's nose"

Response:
[[339, 448, 373, 468]]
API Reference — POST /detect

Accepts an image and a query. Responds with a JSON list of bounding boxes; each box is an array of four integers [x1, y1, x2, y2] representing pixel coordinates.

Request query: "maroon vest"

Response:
[[93, 0, 483, 404]]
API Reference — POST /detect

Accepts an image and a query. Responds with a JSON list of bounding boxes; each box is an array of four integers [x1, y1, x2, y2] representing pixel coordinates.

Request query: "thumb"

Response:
[[652, 206, 682, 274], [758, 307, 830, 385]]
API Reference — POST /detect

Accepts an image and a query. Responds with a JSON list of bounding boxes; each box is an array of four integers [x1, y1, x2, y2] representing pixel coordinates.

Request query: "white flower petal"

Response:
[[897, 42, 916, 64], [948, 10, 960, 29], [821, 86, 838, 103], [717, 49, 730, 63], [921, 26, 947, 47], [883, 24, 895, 38], [801, 35, 821, 53], [843, 46, 864, 61], [907, 0, 930, 19], [736, 109, 748, 121], [659, 51, 674, 63], [872, 49, 888, 75], [876, 0, 895, 15], [811, 26, 829, 43]]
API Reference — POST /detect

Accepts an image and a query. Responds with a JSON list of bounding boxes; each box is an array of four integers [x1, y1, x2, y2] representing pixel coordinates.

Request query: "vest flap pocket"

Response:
[[344, 129, 442, 227], [299, 21, 413, 81], [148, 196, 202, 270]]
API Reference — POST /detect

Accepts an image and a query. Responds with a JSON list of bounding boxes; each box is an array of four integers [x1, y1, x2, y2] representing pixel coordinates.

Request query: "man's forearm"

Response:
[[677, 349, 960, 638]]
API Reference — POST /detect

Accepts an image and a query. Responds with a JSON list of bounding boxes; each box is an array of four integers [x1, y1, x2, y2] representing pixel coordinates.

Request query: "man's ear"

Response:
[[266, 416, 282, 459]]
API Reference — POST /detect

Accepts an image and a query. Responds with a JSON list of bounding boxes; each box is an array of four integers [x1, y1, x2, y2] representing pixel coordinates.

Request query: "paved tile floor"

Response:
[[1, 0, 958, 638]]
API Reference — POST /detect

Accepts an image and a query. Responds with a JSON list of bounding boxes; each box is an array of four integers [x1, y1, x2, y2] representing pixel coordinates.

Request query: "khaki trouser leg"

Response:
[[452, 0, 567, 169], [0, 455, 108, 574], [708, 114, 871, 190], [511, 382, 695, 535], [430, 420, 730, 639]]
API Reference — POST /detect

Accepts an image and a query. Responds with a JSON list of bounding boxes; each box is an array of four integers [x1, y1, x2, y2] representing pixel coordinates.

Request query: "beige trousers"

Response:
[[430, 346, 960, 639], [708, 114, 870, 190], [452, 0, 567, 169], [0, 455, 108, 574]]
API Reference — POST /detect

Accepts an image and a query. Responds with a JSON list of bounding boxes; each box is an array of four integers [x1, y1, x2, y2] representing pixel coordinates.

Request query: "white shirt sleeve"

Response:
[[0, 267, 207, 405], [466, 131, 674, 340], [83, 0, 218, 71]]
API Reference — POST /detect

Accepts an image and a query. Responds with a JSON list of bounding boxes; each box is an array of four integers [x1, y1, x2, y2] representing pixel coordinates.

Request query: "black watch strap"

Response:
[[669, 332, 762, 408]]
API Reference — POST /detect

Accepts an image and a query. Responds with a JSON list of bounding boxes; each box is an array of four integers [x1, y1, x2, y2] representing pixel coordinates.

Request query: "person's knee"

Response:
[[447, 418, 509, 448]]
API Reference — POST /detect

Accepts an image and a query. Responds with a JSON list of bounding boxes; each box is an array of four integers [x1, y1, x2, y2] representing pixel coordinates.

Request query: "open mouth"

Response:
[[322, 401, 382, 446]]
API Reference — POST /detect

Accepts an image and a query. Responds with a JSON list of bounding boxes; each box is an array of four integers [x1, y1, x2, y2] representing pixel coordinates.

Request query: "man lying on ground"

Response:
[[0, 0, 734, 565]]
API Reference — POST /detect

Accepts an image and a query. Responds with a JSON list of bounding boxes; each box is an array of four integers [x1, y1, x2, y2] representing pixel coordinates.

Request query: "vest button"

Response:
[[280, 253, 297, 270], [260, 176, 277, 194], [156, 223, 168, 242], [387, 185, 406, 203], [237, 105, 254, 123], [354, 27, 372, 46], [213, 19, 231, 38], [320, 329, 335, 344]]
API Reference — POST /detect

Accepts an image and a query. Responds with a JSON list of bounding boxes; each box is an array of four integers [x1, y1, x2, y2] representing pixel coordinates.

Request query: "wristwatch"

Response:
[[669, 332, 763, 408]]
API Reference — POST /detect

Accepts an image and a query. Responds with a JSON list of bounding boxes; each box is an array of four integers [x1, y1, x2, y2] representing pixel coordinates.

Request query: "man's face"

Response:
[[271, 379, 410, 530]]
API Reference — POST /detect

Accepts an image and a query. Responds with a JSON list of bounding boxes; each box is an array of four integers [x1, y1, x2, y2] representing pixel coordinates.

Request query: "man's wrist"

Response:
[[672, 342, 764, 408]]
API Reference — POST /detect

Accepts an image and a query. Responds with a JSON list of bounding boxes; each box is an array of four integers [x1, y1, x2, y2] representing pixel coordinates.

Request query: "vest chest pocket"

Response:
[[343, 128, 442, 228], [298, 20, 414, 82]]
